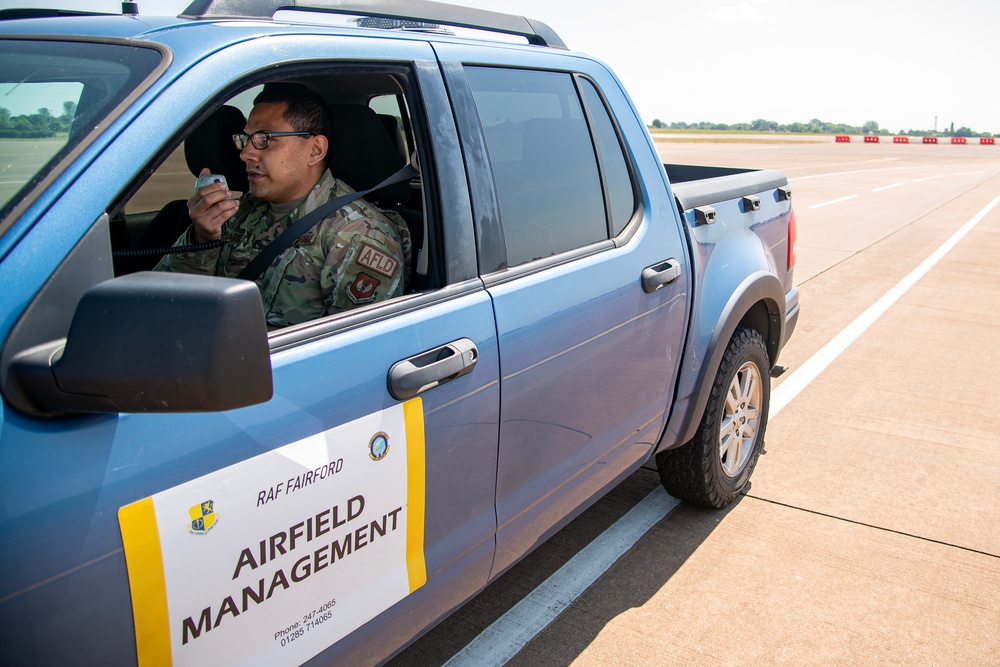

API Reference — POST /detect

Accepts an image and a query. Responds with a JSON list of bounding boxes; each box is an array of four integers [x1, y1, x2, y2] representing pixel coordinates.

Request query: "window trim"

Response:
[[572, 73, 614, 239], [461, 64, 643, 280], [573, 74, 642, 242], [268, 278, 486, 352], [106, 61, 455, 343], [480, 238, 615, 288]]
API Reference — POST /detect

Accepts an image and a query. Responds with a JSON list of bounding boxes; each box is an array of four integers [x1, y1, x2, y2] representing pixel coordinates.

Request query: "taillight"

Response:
[[787, 207, 797, 270]]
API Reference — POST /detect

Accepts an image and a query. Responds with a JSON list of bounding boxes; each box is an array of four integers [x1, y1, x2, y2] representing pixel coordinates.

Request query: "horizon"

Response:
[[649, 118, 993, 137], [5, 0, 999, 135]]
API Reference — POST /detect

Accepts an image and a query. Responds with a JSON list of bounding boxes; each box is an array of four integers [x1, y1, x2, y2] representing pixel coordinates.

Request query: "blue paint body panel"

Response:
[[0, 5, 796, 665]]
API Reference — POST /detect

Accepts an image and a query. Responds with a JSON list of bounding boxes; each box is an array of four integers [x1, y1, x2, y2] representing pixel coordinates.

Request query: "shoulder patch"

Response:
[[347, 271, 381, 305], [356, 242, 399, 278]]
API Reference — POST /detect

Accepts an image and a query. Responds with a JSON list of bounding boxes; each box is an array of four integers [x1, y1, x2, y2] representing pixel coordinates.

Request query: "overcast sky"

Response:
[[8, 0, 999, 133]]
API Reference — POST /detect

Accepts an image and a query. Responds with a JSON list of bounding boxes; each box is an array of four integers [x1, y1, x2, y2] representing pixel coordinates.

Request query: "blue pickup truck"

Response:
[[0, 1, 798, 665]]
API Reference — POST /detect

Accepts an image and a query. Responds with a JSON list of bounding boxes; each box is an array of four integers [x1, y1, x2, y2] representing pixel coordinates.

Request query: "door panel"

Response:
[[438, 47, 691, 576], [488, 230, 687, 574], [0, 37, 500, 666], [0, 290, 499, 665]]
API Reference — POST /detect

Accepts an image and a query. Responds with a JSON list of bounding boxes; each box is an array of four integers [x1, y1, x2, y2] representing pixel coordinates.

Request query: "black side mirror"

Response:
[[7, 272, 272, 416]]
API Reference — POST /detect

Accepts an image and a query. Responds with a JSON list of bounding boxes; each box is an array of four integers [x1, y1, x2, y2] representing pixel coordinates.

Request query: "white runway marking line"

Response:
[[789, 165, 938, 182], [770, 193, 1000, 418], [809, 194, 859, 209], [445, 192, 1000, 667], [915, 174, 944, 182], [443, 488, 681, 667], [872, 182, 904, 192]]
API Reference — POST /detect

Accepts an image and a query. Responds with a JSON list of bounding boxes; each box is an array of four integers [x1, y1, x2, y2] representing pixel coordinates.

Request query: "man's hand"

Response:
[[188, 167, 239, 243]]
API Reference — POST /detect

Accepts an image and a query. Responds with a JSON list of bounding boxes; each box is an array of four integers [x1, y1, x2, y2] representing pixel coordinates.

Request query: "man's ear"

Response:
[[307, 134, 329, 167]]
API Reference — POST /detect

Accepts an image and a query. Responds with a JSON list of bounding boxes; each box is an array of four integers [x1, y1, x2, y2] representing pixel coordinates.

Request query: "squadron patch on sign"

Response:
[[369, 432, 390, 461], [188, 500, 217, 535]]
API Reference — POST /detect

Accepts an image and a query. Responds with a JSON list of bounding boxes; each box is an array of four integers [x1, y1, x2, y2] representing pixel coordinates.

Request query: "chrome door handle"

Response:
[[641, 259, 682, 293], [388, 338, 478, 400]]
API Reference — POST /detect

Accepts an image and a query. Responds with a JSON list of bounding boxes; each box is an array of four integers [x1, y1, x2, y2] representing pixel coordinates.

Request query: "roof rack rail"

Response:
[[179, 0, 568, 49]]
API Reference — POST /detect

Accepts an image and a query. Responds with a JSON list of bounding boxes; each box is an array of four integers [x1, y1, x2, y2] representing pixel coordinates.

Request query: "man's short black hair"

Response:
[[254, 82, 333, 146]]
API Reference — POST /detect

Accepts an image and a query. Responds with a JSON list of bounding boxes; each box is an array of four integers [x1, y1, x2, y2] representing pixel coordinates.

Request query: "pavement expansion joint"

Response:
[[745, 494, 1000, 560]]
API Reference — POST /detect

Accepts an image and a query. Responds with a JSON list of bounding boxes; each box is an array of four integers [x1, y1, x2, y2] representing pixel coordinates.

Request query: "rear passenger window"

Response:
[[465, 67, 607, 267]]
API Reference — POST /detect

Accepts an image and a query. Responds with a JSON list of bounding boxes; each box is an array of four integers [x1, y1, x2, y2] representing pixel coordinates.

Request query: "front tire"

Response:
[[656, 328, 770, 508]]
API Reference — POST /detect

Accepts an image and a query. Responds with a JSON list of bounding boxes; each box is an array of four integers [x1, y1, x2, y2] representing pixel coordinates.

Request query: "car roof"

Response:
[[0, 13, 189, 40]]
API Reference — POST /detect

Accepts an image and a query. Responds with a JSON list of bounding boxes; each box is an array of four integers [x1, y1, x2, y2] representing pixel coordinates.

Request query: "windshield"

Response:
[[0, 38, 162, 227]]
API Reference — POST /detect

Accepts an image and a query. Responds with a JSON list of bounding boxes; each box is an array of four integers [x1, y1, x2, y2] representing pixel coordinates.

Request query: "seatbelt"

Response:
[[237, 163, 418, 282]]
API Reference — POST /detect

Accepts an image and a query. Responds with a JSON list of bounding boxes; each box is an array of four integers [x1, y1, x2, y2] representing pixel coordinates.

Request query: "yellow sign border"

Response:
[[118, 496, 171, 666], [404, 397, 427, 592]]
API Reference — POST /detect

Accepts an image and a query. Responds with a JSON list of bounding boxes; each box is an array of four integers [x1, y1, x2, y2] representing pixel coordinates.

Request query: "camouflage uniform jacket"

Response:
[[155, 170, 411, 328]]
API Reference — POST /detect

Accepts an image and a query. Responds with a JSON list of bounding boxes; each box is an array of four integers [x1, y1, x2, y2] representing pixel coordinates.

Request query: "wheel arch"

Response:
[[658, 270, 785, 453]]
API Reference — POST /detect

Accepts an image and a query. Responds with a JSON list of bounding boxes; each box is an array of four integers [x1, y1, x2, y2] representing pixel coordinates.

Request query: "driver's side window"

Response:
[[110, 70, 432, 330]]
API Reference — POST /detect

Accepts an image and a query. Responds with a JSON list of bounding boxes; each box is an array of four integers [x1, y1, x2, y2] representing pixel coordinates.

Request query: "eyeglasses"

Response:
[[231, 130, 315, 151]]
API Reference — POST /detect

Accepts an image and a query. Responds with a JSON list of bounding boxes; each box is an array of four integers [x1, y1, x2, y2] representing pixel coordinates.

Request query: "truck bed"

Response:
[[665, 163, 789, 211]]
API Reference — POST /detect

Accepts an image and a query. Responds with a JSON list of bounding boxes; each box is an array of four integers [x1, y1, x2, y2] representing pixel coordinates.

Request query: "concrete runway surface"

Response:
[[389, 138, 1000, 666]]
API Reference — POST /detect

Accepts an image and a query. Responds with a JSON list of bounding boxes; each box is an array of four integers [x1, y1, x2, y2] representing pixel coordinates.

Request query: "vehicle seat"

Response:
[[115, 105, 248, 274], [327, 104, 412, 206], [326, 104, 424, 289]]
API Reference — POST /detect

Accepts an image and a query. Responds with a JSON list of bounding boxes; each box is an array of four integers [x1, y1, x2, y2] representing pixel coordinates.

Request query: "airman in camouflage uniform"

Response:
[[155, 170, 410, 327], [155, 82, 410, 328]]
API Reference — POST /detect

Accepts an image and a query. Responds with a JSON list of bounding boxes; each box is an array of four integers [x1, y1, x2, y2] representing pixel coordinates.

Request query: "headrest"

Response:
[[185, 105, 250, 193], [378, 113, 407, 162], [326, 104, 410, 205]]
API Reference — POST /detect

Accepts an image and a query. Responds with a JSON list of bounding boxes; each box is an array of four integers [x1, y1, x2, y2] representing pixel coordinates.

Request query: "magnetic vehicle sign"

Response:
[[118, 399, 426, 667]]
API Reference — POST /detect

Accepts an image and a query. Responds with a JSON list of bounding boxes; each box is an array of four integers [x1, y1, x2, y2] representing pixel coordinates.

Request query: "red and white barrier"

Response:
[[836, 135, 994, 145]]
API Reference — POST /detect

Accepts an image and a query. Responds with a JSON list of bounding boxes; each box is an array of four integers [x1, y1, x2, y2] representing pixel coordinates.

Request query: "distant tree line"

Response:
[[649, 117, 993, 138], [0, 102, 76, 138]]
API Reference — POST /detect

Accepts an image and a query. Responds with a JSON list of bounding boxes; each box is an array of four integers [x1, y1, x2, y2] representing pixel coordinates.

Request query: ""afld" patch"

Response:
[[356, 242, 399, 278]]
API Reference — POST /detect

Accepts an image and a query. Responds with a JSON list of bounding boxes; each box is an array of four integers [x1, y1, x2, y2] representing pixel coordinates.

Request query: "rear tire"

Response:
[[656, 328, 770, 508]]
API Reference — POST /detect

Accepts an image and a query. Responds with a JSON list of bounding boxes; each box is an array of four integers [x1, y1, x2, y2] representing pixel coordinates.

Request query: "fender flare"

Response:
[[660, 270, 786, 451]]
